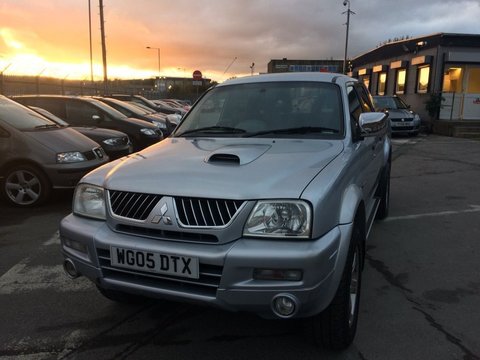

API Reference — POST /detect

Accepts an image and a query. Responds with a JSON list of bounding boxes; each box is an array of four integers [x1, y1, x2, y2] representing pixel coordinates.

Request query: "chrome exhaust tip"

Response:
[[63, 258, 80, 279]]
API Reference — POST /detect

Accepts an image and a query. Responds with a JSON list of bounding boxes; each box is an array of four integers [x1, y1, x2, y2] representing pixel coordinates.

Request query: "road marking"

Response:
[[384, 205, 480, 222], [43, 231, 60, 246]]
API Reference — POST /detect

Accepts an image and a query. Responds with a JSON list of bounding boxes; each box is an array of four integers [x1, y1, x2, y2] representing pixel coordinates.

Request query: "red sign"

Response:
[[193, 70, 202, 80]]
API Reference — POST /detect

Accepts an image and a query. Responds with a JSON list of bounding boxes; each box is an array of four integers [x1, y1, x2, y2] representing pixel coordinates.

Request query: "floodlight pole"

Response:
[[88, 0, 94, 83], [342, 0, 355, 74], [99, 0, 108, 95]]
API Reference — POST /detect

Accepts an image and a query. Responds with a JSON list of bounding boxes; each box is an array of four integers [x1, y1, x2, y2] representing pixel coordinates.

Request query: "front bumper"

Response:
[[60, 214, 353, 319]]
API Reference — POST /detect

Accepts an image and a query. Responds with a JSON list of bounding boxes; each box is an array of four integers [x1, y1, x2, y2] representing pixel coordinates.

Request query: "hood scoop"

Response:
[[205, 144, 271, 166], [208, 153, 241, 165]]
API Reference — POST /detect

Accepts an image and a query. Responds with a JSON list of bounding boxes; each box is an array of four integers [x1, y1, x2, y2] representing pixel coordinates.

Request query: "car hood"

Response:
[[24, 127, 100, 152], [387, 109, 414, 119], [72, 126, 126, 140], [84, 137, 343, 199]]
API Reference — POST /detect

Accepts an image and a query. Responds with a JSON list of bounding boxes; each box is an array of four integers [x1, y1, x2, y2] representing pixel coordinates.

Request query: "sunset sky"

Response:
[[1, 0, 479, 82]]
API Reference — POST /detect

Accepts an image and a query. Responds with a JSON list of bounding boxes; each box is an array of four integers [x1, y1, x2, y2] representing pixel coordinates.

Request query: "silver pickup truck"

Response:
[[60, 73, 391, 349]]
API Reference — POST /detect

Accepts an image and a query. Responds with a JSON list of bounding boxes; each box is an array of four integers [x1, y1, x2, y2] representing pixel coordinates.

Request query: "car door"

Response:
[[346, 83, 382, 215], [65, 99, 103, 127]]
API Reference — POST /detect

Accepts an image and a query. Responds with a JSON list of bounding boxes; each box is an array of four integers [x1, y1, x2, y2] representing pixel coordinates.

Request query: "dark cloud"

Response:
[[120, 0, 479, 77]]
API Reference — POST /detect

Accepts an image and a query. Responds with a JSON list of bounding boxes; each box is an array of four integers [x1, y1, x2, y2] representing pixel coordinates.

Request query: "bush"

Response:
[[425, 93, 445, 119]]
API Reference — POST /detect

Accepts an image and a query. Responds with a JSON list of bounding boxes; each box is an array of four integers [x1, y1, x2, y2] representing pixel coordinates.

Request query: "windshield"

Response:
[[174, 81, 344, 138], [0, 96, 60, 130], [129, 102, 156, 114], [103, 98, 150, 116], [373, 96, 409, 110], [90, 99, 129, 119]]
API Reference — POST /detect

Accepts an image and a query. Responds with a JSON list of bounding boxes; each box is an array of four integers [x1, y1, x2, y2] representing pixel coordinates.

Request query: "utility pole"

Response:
[[88, 0, 94, 84], [99, 0, 108, 95], [342, 0, 355, 74]]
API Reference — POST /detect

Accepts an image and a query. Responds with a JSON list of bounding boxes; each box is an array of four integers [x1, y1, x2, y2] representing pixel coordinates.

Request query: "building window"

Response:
[[442, 67, 463, 93], [377, 72, 387, 95], [417, 66, 430, 93], [395, 69, 407, 94], [467, 68, 480, 93]]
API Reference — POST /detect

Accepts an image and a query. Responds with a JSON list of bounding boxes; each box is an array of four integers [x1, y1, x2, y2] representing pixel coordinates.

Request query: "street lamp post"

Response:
[[342, 0, 355, 74], [146, 46, 161, 77]]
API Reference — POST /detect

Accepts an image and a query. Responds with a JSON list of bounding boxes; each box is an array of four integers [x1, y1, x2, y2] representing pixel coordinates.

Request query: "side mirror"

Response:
[[359, 112, 388, 137]]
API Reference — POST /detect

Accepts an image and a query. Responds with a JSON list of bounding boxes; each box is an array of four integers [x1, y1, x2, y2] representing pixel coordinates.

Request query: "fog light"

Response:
[[272, 294, 298, 318], [253, 269, 302, 281], [64, 238, 88, 254]]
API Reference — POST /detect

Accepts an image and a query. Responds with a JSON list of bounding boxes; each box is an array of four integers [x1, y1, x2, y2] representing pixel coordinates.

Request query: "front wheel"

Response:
[[1, 164, 50, 207], [306, 222, 363, 350]]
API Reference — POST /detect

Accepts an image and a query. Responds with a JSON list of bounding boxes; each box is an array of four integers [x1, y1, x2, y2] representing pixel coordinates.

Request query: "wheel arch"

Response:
[[1, 158, 51, 184]]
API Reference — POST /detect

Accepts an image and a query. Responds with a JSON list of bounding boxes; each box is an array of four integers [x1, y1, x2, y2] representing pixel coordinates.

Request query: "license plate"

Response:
[[110, 246, 199, 279], [395, 121, 411, 127]]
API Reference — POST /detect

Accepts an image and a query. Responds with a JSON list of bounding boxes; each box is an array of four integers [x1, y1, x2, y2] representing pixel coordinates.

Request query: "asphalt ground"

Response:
[[0, 134, 479, 360]]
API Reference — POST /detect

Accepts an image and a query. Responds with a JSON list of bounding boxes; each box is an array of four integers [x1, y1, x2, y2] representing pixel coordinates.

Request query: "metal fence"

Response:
[[0, 74, 210, 101]]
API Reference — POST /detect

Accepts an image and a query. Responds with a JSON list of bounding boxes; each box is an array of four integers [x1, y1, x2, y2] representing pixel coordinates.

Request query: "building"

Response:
[[268, 59, 343, 74], [351, 33, 480, 135]]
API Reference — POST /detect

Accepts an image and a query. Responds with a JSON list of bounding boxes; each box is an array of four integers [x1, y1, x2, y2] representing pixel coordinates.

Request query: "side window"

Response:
[[35, 99, 67, 119], [347, 84, 362, 122], [65, 101, 101, 126], [355, 84, 375, 112]]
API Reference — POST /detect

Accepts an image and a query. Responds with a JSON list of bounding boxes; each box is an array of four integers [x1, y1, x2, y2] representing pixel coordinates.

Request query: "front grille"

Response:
[[116, 224, 219, 243], [175, 197, 244, 227], [97, 248, 222, 297], [83, 147, 105, 160], [390, 118, 413, 122], [109, 190, 162, 220], [108, 190, 245, 228]]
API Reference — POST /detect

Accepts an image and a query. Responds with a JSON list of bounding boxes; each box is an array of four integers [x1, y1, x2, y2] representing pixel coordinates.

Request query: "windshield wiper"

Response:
[[245, 126, 338, 137], [34, 124, 60, 129], [176, 126, 246, 137]]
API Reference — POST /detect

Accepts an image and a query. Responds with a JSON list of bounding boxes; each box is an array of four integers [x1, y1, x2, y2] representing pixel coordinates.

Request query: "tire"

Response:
[[376, 162, 390, 220], [307, 222, 363, 350], [96, 285, 147, 305], [1, 164, 51, 207]]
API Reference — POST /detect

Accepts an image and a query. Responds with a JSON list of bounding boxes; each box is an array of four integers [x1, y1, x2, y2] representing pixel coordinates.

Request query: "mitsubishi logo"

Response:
[[151, 203, 173, 225]]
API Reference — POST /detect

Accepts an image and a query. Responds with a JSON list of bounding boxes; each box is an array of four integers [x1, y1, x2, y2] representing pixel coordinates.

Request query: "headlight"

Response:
[[103, 137, 122, 146], [73, 184, 106, 220], [152, 120, 167, 129], [243, 200, 311, 238], [57, 151, 87, 163], [140, 128, 156, 136], [413, 114, 421, 122]]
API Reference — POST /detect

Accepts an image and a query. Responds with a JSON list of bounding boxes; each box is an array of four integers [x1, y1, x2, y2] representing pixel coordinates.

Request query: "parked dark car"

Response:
[[12, 95, 163, 151], [0, 95, 108, 207], [373, 95, 421, 136], [93, 97, 177, 136], [29, 106, 133, 160], [108, 94, 184, 115]]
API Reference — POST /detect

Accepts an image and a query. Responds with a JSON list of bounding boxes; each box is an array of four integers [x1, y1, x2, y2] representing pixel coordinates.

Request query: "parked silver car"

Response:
[[373, 95, 421, 135], [60, 73, 391, 349], [0, 96, 108, 207]]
